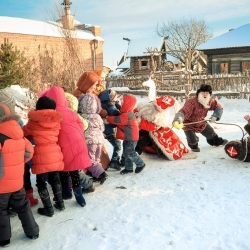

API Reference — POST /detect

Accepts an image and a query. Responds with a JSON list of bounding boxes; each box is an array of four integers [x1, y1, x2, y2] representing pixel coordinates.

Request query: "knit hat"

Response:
[[76, 71, 100, 94], [0, 103, 15, 118], [65, 92, 78, 112], [196, 84, 212, 96], [0, 90, 16, 108], [0, 91, 15, 118], [36, 96, 56, 110], [109, 89, 117, 101], [154, 95, 175, 112]]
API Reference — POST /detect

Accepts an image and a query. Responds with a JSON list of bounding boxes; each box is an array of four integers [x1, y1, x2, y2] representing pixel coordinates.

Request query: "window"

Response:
[[220, 62, 228, 74], [139, 58, 150, 70], [242, 62, 250, 73], [141, 60, 148, 67]]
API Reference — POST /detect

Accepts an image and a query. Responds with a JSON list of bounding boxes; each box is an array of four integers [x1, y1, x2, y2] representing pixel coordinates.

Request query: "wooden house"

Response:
[[125, 37, 168, 75], [197, 24, 250, 74]]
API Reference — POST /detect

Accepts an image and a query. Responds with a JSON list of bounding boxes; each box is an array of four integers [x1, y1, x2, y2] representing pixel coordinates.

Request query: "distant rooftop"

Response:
[[197, 23, 250, 50], [0, 16, 104, 41], [117, 59, 130, 69]]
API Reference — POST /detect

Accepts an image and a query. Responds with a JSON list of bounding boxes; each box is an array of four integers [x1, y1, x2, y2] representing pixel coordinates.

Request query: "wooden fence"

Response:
[[105, 72, 250, 100]]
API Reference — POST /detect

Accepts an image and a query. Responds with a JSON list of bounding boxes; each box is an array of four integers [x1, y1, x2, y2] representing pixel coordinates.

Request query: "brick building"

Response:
[[0, 2, 104, 87]]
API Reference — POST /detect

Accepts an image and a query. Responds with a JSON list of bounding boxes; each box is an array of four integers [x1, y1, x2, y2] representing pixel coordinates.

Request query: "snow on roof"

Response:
[[109, 69, 124, 76], [117, 59, 130, 69], [127, 37, 164, 57], [197, 23, 250, 50], [103, 64, 117, 71], [0, 16, 104, 41]]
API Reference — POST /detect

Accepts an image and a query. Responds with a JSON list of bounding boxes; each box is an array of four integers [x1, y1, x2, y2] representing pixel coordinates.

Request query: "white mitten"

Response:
[[210, 116, 217, 123], [103, 118, 109, 124]]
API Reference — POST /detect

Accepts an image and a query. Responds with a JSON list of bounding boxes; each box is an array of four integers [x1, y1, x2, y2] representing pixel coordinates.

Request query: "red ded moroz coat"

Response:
[[22, 109, 64, 174]]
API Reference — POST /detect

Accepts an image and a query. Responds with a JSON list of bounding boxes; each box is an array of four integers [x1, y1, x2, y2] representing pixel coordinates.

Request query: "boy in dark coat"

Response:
[[99, 89, 122, 170], [0, 100, 39, 247], [107, 94, 145, 174], [172, 84, 228, 152]]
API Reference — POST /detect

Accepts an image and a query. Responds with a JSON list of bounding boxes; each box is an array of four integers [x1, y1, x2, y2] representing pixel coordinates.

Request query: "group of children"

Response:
[[0, 70, 145, 247]]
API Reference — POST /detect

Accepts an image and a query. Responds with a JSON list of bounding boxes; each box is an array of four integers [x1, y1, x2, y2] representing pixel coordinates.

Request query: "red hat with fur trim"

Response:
[[154, 95, 175, 111]]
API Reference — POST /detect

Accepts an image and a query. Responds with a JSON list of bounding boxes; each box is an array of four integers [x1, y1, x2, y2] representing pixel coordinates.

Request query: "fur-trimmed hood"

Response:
[[120, 94, 137, 113], [0, 114, 20, 123], [27, 109, 63, 129]]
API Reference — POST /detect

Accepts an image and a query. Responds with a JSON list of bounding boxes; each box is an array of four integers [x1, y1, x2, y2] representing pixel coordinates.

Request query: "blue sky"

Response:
[[0, 0, 250, 66]]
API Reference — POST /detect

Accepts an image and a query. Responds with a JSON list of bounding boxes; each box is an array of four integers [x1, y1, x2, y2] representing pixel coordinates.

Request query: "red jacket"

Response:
[[0, 117, 34, 194], [107, 94, 139, 141], [22, 109, 64, 174]]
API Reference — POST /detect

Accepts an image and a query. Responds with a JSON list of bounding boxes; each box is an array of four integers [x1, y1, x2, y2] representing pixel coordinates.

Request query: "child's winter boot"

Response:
[[188, 143, 200, 152], [26, 234, 39, 240], [119, 155, 125, 167], [37, 189, 54, 217], [73, 186, 86, 207], [98, 172, 108, 184], [108, 159, 121, 171], [0, 239, 10, 247], [25, 188, 39, 207], [82, 183, 95, 194], [135, 164, 146, 174], [120, 169, 133, 175], [207, 135, 228, 146], [51, 183, 65, 211]]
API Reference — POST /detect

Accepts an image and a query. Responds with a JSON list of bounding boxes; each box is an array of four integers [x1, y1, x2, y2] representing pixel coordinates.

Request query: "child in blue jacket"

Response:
[[99, 89, 122, 170]]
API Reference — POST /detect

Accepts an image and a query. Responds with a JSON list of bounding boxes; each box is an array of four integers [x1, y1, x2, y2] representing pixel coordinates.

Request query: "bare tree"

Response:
[[43, 0, 86, 92], [156, 17, 212, 70]]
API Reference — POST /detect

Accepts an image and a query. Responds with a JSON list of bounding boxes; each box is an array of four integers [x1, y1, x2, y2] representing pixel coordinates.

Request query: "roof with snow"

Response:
[[117, 59, 130, 69], [0, 16, 104, 41], [127, 37, 164, 57], [197, 23, 250, 51]]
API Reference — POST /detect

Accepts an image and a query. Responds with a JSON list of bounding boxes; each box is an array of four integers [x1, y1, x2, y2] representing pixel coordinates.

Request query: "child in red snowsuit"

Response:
[[107, 94, 145, 174]]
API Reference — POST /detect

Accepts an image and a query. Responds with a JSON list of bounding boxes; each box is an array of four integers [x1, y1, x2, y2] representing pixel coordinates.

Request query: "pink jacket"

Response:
[[39, 86, 91, 171]]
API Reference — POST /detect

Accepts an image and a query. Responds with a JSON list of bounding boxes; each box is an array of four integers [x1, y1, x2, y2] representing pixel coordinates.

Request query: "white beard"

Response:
[[198, 93, 211, 108], [136, 102, 170, 127]]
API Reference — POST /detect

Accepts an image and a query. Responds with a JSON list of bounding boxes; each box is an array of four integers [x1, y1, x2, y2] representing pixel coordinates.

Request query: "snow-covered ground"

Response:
[[6, 87, 250, 250]]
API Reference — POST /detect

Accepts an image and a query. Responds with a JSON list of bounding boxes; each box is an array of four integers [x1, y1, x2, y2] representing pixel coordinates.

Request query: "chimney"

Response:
[[61, 0, 75, 30], [76, 24, 101, 37]]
